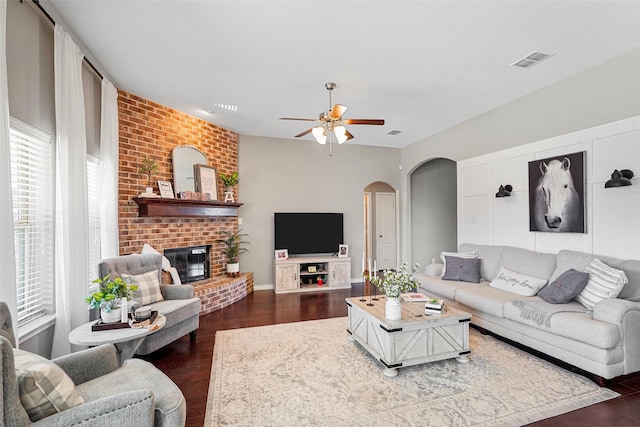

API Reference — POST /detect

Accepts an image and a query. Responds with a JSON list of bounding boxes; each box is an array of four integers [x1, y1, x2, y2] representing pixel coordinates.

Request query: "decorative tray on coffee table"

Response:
[[91, 311, 158, 331]]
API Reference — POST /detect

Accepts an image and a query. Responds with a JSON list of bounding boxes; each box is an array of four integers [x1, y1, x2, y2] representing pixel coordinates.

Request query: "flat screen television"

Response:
[[274, 212, 344, 256]]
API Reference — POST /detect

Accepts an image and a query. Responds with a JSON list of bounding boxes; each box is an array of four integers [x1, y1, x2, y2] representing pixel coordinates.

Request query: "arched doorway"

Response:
[[410, 158, 457, 268], [364, 182, 397, 272]]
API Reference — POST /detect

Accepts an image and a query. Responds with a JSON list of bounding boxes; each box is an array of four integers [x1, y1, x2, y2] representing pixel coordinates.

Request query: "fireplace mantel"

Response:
[[134, 197, 243, 217]]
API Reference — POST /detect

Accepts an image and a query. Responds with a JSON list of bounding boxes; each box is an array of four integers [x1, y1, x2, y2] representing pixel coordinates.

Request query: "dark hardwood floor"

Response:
[[141, 285, 640, 427]]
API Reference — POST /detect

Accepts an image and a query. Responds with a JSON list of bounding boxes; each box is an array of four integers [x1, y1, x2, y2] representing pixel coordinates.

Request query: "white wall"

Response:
[[457, 115, 640, 259], [238, 136, 401, 287], [400, 47, 640, 263]]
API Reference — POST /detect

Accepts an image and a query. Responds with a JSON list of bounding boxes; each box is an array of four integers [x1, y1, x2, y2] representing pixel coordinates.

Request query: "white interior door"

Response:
[[375, 192, 397, 270]]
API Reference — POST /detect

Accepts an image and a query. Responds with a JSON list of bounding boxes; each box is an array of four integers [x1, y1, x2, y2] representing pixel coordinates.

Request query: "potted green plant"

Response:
[[216, 229, 249, 276], [85, 274, 138, 323], [367, 262, 421, 320], [138, 155, 159, 194], [219, 171, 239, 191]]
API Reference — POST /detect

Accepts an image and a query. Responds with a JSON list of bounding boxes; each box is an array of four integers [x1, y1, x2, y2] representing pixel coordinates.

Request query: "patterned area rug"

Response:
[[205, 317, 618, 426]]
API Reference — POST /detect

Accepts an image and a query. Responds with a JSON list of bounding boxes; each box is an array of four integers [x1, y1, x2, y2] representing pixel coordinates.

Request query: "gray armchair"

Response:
[[0, 302, 186, 426], [98, 253, 201, 355]]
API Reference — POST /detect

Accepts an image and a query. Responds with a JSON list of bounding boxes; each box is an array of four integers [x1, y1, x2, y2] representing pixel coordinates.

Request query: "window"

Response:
[[9, 118, 54, 327], [87, 155, 101, 282]]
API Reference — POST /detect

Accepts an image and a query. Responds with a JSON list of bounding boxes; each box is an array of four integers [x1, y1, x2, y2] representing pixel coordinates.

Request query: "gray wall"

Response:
[[410, 158, 457, 268], [238, 136, 401, 286], [7, 0, 55, 136], [400, 46, 640, 261]]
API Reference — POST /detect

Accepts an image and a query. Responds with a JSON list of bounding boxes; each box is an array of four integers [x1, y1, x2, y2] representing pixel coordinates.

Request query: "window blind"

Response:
[[9, 120, 54, 327], [87, 155, 101, 284]]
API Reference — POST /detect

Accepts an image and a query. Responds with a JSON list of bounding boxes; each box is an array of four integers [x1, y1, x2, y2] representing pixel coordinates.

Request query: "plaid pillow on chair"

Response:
[[122, 270, 164, 305]]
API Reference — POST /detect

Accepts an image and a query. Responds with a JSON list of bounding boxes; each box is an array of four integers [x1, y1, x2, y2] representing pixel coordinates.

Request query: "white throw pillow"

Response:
[[122, 270, 165, 305], [440, 251, 478, 277], [141, 243, 171, 271], [14, 349, 84, 421], [489, 266, 548, 296], [575, 258, 628, 310]]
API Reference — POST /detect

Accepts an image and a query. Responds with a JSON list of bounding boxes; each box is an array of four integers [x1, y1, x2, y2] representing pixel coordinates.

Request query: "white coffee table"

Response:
[[346, 296, 471, 377], [69, 314, 166, 364]]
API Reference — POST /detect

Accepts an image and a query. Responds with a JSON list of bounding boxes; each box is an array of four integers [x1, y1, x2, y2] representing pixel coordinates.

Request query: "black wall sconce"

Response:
[[604, 169, 634, 188], [495, 185, 513, 198]]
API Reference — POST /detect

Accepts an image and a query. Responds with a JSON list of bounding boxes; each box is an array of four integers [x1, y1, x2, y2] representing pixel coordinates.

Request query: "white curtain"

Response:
[[100, 79, 119, 258], [52, 24, 90, 357], [0, 0, 18, 333]]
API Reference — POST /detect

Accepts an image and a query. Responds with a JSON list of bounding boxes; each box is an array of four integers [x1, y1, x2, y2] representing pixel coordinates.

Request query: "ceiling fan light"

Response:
[[334, 125, 348, 144], [312, 126, 327, 145]]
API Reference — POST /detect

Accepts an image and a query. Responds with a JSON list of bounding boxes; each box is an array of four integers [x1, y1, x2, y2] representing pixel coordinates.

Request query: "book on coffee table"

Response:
[[401, 292, 431, 302], [425, 299, 444, 313]]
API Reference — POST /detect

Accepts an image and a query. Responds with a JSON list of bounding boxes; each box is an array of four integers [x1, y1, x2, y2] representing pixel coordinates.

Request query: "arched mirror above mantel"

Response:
[[172, 145, 207, 194]]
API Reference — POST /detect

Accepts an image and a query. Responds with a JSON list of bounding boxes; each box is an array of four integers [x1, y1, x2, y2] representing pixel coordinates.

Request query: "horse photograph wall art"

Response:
[[529, 151, 586, 233]]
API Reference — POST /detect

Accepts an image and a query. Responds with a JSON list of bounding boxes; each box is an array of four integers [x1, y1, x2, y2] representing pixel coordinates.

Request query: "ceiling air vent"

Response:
[[510, 51, 554, 69], [387, 129, 403, 136]]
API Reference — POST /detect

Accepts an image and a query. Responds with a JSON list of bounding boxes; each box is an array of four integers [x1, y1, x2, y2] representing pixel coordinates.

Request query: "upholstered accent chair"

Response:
[[98, 253, 201, 355], [0, 302, 186, 426]]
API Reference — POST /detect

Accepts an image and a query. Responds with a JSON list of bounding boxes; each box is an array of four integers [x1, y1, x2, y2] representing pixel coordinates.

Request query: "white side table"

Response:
[[69, 314, 166, 364]]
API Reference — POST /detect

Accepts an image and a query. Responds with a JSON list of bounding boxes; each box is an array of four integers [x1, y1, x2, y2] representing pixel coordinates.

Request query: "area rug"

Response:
[[204, 317, 618, 426]]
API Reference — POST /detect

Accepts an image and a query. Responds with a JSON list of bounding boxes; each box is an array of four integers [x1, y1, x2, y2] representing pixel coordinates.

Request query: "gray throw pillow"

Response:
[[442, 256, 481, 283], [538, 268, 590, 304]]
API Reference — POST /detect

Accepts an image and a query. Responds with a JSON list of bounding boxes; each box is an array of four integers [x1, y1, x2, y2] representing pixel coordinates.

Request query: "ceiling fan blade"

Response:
[[280, 117, 320, 122], [328, 104, 348, 119], [294, 128, 313, 138], [343, 119, 385, 125], [345, 129, 355, 140]]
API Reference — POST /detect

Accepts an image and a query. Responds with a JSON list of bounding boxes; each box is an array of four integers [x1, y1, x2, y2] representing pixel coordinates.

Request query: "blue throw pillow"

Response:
[[442, 256, 481, 283], [538, 268, 590, 304]]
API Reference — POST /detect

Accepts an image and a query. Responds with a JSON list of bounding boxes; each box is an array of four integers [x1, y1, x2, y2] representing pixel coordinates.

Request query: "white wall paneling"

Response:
[[592, 130, 640, 185], [461, 163, 490, 196], [592, 182, 640, 260], [460, 195, 492, 245], [458, 115, 640, 260]]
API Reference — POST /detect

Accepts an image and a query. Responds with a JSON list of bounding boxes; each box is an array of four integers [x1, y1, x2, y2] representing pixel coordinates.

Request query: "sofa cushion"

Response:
[[77, 358, 185, 426], [459, 243, 504, 281], [551, 250, 640, 302], [455, 285, 521, 318], [576, 259, 628, 310], [416, 274, 482, 300], [538, 269, 590, 304], [123, 270, 165, 305], [150, 297, 201, 327], [442, 256, 481, 283], [14, 349, 85, 421], [489, 266, 548, 296], [503, 299, 619, 349], [440, 250, 478, 277], [497, 246, 556, 280]]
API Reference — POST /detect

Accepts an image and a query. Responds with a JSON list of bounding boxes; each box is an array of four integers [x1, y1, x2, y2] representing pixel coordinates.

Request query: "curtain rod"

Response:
[[31, 0, 104, 79]]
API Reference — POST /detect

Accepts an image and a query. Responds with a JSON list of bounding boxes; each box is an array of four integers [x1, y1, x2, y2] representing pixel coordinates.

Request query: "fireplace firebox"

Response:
[[164, 245, 211, 284]]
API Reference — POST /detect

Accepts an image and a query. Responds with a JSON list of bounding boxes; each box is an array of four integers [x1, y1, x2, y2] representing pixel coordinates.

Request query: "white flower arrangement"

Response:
[[367, 262, 421, 298]]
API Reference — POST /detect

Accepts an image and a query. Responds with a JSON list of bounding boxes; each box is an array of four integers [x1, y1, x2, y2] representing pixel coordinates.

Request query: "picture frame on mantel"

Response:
[[158, 180, 175, 198], [194, 164, 218, 201]]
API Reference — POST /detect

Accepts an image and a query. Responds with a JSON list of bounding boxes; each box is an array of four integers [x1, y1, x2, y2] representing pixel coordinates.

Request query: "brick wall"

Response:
[[117, 90, 241, 280]]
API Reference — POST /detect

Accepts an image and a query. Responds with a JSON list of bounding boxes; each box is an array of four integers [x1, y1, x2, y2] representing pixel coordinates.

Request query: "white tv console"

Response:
[[274, 255, 351, 294]]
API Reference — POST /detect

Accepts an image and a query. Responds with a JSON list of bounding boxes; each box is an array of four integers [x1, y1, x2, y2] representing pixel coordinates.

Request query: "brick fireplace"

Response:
[[117, 90, 253, 314]]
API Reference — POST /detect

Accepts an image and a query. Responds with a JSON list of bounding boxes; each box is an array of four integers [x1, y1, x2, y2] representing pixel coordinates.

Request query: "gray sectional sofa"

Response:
[[415, 243, 640, 380]]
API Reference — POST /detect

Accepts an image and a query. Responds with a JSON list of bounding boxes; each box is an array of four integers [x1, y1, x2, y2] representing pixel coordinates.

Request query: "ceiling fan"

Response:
[[280, 82, 385, 146]]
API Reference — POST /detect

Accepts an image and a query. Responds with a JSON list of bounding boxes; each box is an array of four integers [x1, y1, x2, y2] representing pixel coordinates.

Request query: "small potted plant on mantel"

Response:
[[219, 171, 239, 203], [216, 229, 249, 276], [138, 155, 159, 197], [85, 274, 138, 324]]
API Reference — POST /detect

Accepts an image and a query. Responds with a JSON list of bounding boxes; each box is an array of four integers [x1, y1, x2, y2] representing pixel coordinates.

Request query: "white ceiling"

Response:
[[46, 0, 640, 148]]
